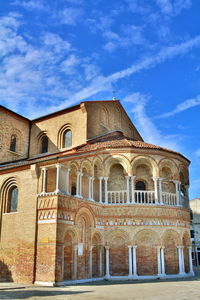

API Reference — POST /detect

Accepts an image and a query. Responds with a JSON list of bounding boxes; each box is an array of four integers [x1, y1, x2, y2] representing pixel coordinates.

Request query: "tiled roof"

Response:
[[75, 131, 188, 160]]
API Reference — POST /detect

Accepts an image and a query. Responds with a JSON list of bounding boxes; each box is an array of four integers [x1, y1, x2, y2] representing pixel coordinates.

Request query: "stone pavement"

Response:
[[0, 269, 200, 300]]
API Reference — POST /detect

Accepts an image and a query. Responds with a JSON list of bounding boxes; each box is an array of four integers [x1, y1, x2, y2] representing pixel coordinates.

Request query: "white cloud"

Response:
[[12, 0, 48, 11], [196, 149, 200, 157], [124, 93, 183, 151], [156, 0, 192, 16], [155, 94, 200, 118], [59, 7, 83, 25]]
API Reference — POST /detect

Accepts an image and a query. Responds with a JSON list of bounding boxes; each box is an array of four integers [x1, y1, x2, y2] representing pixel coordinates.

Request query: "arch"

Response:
[[75, 206, 95, 228], [159, 158, 179, 180], [80, 159, 93, 175], [69, 162, 79, 196], [100, 106, 109, 127], [9, 128, 23, 153], [57, 124, 72, 148], [131, 155, 159, 178], [0, 177, 18, 213], [40, 135, 48, 153], [63, 230, 76, 280], [92, 232, 103, 277], [162, 229, 180, 274], [133, 229, 160, 276], [104, 154, 130, 176], [108, 163, 126, 191]]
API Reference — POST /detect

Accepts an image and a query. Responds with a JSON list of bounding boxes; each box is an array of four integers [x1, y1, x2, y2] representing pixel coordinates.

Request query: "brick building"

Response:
[[0, 100, 194, 285], [190, 198, 200, 266]]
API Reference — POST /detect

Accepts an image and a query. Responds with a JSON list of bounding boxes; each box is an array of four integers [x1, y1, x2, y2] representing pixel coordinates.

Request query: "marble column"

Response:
[[55, 164, 61, 194], [153, 177, 159, 204], [177, 246, 185, 275], [105, 246, 110, 279], [79, 173, 83, 198], [76, 171, 80, 197], [132, 246, 138, 277], [66, 168, 70, 195], [131, 176, 136, 203], [128, 246, 133, 278], [174, 181, 181, 206], [104, 177, 108, 204], [99, 246, 103, 276], [188, 246, 194, 275], [158, 178, 163, 204], [161, 247, 166, 275], [88, 176, 92, 199], [91, 177, 94, 201], [99, 177, 103, 203], [157, 246, 162, 276], [125, 176, 130, 204], [42, 167, 47, 194]]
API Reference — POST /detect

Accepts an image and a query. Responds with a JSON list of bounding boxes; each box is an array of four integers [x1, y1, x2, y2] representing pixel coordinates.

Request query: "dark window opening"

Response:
[[71, 185, 76, 196], [190, 230, 195, 238], [41, 136, 48, 153], [10, 135, 17, 152], [136, 181, 146, 191]]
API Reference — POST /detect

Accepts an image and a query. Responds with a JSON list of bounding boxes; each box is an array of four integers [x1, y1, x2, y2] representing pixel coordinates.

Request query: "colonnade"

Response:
[[62, 244, 194, 281], [40, 164, 187, 207]]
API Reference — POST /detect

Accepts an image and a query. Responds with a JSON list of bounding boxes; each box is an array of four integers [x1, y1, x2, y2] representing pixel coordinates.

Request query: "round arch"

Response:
[[131, 155, 159, 177]]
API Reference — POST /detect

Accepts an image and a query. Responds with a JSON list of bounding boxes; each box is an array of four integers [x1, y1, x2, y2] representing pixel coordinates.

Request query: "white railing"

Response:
[[107, 190, 127, 204], [134, 191, 155, 204], [162, 192, 177, 206]]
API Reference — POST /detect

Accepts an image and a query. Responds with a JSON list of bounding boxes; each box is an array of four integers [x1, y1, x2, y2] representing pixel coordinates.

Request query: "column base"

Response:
[[104, 274, 111, 280], [157, 273, 166, 278], [189, 271, 195, 276]]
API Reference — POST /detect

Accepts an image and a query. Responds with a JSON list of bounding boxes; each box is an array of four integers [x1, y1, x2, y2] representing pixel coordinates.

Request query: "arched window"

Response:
[[136, 181, 146, 191], [71, 185, 76, 196], [63, 130, 72, 148], [41, 136, 48, 153], [10, 135, 17, 152], [8, 187, 18, 212]]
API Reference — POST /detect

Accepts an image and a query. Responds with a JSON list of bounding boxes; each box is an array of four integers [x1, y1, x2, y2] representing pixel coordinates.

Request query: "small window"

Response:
[[8, 187, 18, 212], [10, 135, 17, 152], [63, 130, 72, 148], [41, 136, 48, 153], [136, 181, 146, 191], [190, 230, 195, 238], [190, 211, 193, 220]]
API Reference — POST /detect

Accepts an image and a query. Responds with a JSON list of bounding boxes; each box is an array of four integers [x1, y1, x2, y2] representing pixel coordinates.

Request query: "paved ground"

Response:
[[0, 269, 200, 300]]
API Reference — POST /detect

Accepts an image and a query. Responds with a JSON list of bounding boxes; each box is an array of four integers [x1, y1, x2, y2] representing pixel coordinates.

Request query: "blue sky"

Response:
[[0, 0, 200, 199]]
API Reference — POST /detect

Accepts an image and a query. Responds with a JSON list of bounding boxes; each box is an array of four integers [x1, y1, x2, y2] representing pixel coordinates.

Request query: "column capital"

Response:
[[56, 163, 61, 168], [152, 177, 159, 181], [128, 245, 133, 249], [132, 245, 137, 249], [105, 245, 110, 250], [98, 176, 103, 180], [187, 246, 192, 250], [104, 176, 108, 181], [42, 167, 47, 171], [89, 245, 93, 251], [76, 171, 81, 175], [156, 246, 162, 250], [177, 245, 184, 249], [131, 175, 136, 179], [125, 175, 130, 179]]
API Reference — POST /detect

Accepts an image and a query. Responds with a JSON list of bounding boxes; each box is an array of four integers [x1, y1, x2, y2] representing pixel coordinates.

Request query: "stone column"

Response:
[[89, 245, 93, 278], [105, 246, 110, 279], [177, 246, 185, 275], [99, 177, 103, 203], [73, 245, 78, 280], [161, 247, 165, 275], [91, 177, 94, 201], [181, 246, 185, 273], [66, 168, 70, 195], [55, 164, 61, 194], [88, 176, 92, 200], [79, 173, 83, 198], [104, 177, 108, 204], [188, 246, 194, 275], [158, 178, 163, 204], [76, 172, 80, 197], [128, 246, 133, 278], [153, 177, 159, 204], [99, 246, 103, 276], [132, 246, 138, 277], [42, 167, 47, 194], [131, 176, 136, 203], [125, 176, 130, 204], [174, 181, 180, 206], [157, 246, 162, 276]]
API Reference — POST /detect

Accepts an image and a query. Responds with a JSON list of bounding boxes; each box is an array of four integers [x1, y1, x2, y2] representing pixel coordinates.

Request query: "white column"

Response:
[[89, 245, 93, 278], [174, 181, 180, 206], [181, 246, 185, 273], [99, 177, 103, 203], [104, 177, 108, 204], [177, 246, 185, 275], [88, 176, 92, 199], [76, 172, 80, 197], [125, 176, 130, 204], [188, 246, 194, 275], [66, 168, 70, 195], [161, 247, 165, 275], [128, 246, 133, 278], [99, 246, 103, 276], [153, 177, 159, 204], [105, 246, 110, 279], [131, 176, 136, 203], [55, 164, 61, 194], [158, 178, 163, 204], [132, 246, 138, 277], [73, 245, 78, 280], [157, 246, 162, 276], [42, 167, 47, 194], [79, 173, 83, 198], [91, 177, 94, 201]]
